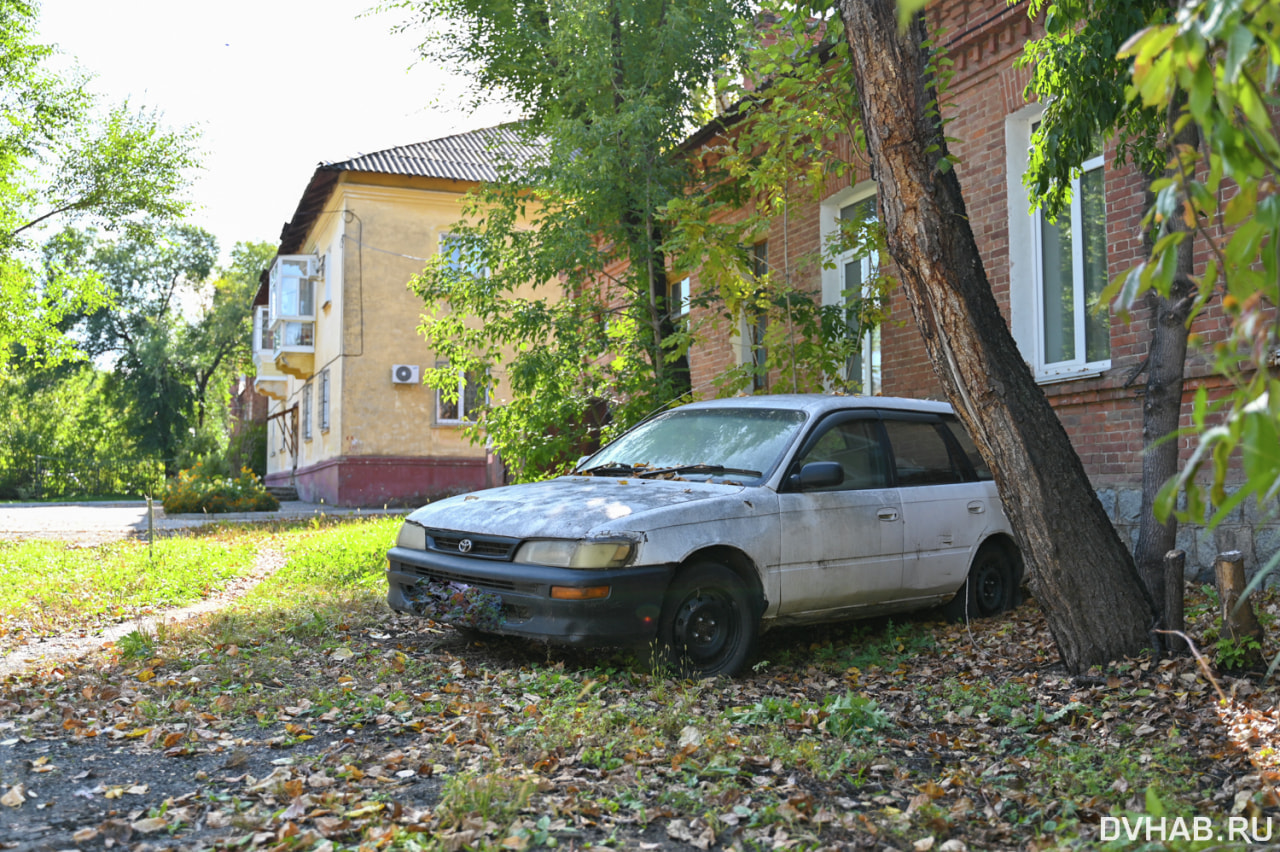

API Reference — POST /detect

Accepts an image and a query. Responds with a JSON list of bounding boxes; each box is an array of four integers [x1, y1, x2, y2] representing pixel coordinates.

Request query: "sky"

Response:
[[35, 0, 517, 264]]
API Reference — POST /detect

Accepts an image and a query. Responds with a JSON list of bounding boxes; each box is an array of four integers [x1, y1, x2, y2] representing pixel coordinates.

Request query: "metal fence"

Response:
[[0, 455, 168, 501]]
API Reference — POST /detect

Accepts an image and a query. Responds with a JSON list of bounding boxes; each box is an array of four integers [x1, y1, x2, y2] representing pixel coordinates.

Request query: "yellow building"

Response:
[[251, 125, 539, 506]]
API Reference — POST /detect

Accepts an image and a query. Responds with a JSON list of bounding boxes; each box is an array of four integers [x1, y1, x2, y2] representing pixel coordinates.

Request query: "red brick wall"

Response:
[[673, 0, 1244, 490]]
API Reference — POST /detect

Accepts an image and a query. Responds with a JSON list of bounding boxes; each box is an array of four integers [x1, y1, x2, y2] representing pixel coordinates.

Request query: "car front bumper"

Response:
[[386, 546, 674, 646]]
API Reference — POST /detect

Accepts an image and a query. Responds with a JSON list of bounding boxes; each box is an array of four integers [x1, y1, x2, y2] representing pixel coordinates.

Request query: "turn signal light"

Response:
[[550, 585, 610, 600]]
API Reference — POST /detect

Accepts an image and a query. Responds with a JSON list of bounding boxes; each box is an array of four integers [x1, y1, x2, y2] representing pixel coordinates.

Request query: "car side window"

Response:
[[943, 416, 993, 481], [882, 419, 965, 486], [795, 418, 889, 491]]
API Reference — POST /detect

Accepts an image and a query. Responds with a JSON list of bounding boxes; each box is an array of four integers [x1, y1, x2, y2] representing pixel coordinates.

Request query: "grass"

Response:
[[0, 531, 266, 639]]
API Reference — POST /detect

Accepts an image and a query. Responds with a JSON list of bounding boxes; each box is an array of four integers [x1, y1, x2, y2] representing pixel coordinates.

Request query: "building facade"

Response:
[[671, 2, 1273, 577], [252, 126, 540, 507]]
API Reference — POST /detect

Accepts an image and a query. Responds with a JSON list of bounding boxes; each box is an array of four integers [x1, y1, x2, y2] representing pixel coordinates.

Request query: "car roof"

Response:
[[674, 394, 955, 418]]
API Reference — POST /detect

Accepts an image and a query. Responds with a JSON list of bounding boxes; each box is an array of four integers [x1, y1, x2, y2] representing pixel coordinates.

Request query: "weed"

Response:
[[435, 772, 535, 829], [117, 628, 155, 661], [824, 690, 891, 740], [729, 695, 810, 727]]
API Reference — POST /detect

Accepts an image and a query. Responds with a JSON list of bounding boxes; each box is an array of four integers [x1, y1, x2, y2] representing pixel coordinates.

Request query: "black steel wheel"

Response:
[[658, 562, 758, 677], [945, 543, 1019, 621]]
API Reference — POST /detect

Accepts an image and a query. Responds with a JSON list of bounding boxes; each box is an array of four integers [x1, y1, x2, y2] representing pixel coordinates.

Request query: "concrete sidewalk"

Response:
[[0, 500, 406, 544]]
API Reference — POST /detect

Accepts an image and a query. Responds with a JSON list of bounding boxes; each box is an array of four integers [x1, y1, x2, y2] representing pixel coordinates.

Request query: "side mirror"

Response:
[[790, 461, 844, 491]]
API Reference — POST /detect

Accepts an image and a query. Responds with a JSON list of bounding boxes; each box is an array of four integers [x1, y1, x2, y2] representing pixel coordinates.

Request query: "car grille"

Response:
[[425, 529, 520, 560], [401, 563, 527, 593]]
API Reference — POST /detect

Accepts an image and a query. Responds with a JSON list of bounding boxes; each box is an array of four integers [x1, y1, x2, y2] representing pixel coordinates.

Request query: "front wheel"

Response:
[[658, 562, 759, 678]]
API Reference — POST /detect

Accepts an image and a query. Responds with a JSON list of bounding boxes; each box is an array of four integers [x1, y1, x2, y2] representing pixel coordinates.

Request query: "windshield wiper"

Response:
[[636, 464, 762, 479], [579, 463, 637, 477]]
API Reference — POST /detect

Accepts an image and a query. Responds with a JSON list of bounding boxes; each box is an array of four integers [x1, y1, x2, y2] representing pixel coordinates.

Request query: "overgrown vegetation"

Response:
[[161, 461, 278, 514], [1, 520, 1275, 850]]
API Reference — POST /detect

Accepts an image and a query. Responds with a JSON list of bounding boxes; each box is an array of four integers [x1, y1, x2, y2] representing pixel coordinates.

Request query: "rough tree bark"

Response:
[[837, 0, 1156, 673]]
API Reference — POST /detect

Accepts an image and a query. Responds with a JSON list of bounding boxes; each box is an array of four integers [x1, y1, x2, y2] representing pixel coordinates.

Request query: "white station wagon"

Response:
[[387, 395, 1022, 675]]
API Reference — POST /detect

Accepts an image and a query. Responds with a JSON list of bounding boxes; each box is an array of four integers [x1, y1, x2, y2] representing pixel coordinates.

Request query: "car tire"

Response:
[[945, 543, 1018, 621], [658, 562, 759, 678]]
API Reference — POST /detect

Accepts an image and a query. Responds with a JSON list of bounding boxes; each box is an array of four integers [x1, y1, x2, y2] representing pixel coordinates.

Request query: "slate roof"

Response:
[[324, 124, 541, 183], [275, 123, 539, 255]]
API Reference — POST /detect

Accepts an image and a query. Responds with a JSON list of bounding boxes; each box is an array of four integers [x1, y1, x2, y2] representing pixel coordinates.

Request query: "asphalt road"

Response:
[[0, 500, 404, 544]]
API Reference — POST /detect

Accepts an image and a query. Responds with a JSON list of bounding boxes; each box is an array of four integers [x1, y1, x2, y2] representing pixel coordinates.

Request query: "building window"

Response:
[[1007, 110, 1111, 380], [666, 276, 692, 327], [1036, 142, 1109, 370], [748, 242, 769, 392], [302, 384, 313, 441], [436, 364, 485, 424], [254, 306, 274, 353], [320, 370, 330, 433], [440, 233, 486, 278], [839, 196, 881, 395], [267, 254, 317, 355]]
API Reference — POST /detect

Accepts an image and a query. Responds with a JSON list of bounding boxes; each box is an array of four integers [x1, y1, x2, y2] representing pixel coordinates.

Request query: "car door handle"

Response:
[[967, 501, 985, 514], [877, 508, 899, 522]]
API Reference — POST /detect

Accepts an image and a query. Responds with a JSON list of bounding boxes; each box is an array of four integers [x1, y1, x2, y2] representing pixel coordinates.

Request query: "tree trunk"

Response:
[[1135, 118, 1201, 640], [837, 0, 1156, 673], [1214, 550, 1265, 670]]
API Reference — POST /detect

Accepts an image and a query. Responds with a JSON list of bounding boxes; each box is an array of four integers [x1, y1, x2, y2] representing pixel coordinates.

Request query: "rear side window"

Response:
[[882, 419, 966, 486], [943, 416, 993, 481]]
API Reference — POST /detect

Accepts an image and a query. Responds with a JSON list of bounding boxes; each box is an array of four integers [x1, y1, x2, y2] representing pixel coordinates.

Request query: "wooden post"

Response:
[[1215, 550, 1265, 669], [1164, 550, 1186, 656]]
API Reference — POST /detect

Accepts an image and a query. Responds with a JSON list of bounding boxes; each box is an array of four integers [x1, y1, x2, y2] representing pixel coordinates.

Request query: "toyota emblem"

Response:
[[458, 539, 473, 553]]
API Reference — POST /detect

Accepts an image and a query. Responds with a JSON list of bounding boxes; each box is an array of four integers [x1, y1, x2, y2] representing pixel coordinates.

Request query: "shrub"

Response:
[[161, 461, 279, 514]]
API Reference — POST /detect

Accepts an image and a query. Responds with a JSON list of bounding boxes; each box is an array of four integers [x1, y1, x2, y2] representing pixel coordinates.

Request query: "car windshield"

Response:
[[578, 407, 807, 483]]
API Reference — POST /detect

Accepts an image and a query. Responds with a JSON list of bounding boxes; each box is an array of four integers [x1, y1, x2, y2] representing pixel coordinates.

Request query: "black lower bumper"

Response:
[[386, 546, 674, 646]]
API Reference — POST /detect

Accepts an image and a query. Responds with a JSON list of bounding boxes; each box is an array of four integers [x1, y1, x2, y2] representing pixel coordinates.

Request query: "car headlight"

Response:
[[396, 522, 427, 550], [515, 538, 636, 569]]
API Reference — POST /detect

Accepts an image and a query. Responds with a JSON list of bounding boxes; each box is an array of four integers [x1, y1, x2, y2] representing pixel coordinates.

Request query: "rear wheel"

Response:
[[945, 543, 1019, 621], [658, 562, 758, 677]]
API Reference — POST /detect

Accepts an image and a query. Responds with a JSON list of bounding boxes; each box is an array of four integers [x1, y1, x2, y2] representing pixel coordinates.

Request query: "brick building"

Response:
[[668, 0, 1270, 577]]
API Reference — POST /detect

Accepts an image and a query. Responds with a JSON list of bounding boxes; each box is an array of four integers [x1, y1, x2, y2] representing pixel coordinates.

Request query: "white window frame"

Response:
[[435, 363, 486, 425], [820, 182, 881, 395], [320, 369, 331, 433], [668, 276, 692, 324], [302, 384, 313, 441], [440, 232, 486, 278], [1007, 107, 1112, 382]]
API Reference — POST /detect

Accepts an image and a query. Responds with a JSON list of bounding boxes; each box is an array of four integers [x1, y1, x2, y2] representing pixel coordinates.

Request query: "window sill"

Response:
[[1034, 365, 1109, 386]]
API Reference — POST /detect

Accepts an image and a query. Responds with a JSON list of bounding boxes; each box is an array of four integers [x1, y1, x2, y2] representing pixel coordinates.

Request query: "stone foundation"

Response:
[[1098, 488, 1280, 584]]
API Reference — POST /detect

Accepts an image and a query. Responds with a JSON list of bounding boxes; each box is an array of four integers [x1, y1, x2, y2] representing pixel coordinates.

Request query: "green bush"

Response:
[[161, 461, 279, 514]]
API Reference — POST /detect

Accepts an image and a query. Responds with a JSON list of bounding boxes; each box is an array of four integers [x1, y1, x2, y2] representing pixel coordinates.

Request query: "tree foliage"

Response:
[[46, 226, 270, 465], [389, 0, 750, 479], [1021, 0, 1167, 217], [663, 10, 890, 396], [1115, 0, 1280, 545], [0, 0, 199, 367]]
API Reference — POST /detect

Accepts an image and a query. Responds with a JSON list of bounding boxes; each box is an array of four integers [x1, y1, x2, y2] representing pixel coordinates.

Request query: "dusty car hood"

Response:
[[403, 475, 747, 540]]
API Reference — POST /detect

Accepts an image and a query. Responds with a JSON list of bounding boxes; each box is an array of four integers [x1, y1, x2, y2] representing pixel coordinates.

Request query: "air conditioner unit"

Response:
[[391, 364, 419, 384]]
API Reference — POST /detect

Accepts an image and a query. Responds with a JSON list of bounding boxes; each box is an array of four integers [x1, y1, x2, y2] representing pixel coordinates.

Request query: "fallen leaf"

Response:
[[1, 784, 24, 808]]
